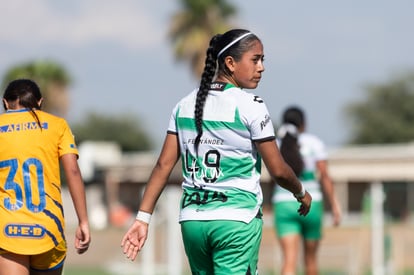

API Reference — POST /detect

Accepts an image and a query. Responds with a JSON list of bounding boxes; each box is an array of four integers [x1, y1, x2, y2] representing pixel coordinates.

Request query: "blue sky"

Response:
[[1, 1, 413, 149]]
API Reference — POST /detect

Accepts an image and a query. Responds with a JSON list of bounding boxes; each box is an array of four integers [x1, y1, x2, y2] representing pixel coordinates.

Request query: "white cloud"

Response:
[[0, 0, 164, 50]]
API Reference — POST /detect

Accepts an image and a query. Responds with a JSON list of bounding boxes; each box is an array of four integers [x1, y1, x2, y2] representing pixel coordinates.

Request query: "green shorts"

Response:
[[181, 218, 262, 275], [273, 201, 323, 240]]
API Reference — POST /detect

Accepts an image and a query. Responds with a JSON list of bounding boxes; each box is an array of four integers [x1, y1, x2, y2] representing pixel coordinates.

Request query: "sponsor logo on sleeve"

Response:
[[260, 114, 271, 130]]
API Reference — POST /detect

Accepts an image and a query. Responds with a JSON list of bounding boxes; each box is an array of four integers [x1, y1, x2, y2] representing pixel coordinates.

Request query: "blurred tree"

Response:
[[345, 72, 414, 144], [169, 0, 237, 78], [1, 60, 71, 117], [71, 112, 153, 152]]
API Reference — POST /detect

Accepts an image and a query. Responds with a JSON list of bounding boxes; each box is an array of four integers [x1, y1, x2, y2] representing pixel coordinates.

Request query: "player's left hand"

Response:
[[297, 191, 312, 216], [75, 222, 91, 254], [121, 220, 149, 261]]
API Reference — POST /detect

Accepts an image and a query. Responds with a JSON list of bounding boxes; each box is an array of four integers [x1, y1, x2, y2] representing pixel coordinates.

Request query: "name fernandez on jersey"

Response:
[[186, 138, 224, 145]]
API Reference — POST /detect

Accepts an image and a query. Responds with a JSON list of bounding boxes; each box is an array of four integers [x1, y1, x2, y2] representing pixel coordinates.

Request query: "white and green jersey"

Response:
[[168, 82, 275, 223], [272, 132, 327, 203]]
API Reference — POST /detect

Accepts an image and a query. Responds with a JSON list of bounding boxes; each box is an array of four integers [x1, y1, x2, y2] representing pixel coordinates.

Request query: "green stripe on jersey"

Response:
[[299, 170, 316, 181], [176, 108, 247, 131]]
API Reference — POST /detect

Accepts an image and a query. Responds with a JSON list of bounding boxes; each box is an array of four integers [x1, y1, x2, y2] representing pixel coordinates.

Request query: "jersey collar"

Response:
[[210, 82, 237, 92], [6, 109, 30, 113]]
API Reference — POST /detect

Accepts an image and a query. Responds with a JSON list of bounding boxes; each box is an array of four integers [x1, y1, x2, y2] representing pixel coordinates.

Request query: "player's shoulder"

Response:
[[177, 89, 198, 105], [229, 88, 267, 108], [37, 110, 70, 126], [300, 132, 325, 147], [235, 88, 264, 101]]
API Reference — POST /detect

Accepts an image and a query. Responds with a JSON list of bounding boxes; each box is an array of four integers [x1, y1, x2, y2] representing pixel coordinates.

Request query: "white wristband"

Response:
[[136, 211, 152, 224], [293, 184, 306, 200]]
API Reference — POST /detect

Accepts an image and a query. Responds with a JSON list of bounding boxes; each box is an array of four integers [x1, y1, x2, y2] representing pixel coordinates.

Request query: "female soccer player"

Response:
[[0, 79, 90, 275], [273, 106, 341, 275], [121, 29, 311, 275]]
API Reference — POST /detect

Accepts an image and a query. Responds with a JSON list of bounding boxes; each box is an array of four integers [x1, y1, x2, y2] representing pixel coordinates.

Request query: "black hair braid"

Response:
[[280, 134, 304, 177], [280, 106, 306, 177], [21, 90, 43, 130], [194, 35, 221, 154]]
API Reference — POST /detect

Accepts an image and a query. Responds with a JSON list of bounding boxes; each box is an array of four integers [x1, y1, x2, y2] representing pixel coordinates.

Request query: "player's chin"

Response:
[[246, 80, 261, 89], [252, 77, 262, 84]]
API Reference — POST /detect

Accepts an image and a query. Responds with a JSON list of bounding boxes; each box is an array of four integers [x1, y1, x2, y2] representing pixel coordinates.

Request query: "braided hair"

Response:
[[3, 79, 43, 129], [194, 29, 260, 154]]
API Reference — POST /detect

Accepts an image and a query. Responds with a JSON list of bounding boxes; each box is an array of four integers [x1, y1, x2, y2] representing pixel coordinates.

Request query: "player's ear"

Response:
[[224, 56, 236, 73], [3, 99, 9, 110], [37, 98, 43, 109]]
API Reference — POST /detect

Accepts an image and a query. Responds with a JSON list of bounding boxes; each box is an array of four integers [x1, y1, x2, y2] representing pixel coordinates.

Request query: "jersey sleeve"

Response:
[[312, 135, 328, 161], [167, 102, 179, 134], [243, 94, 275, 141], [58, 119, 79, 157], [167, 90, 197, 135]]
